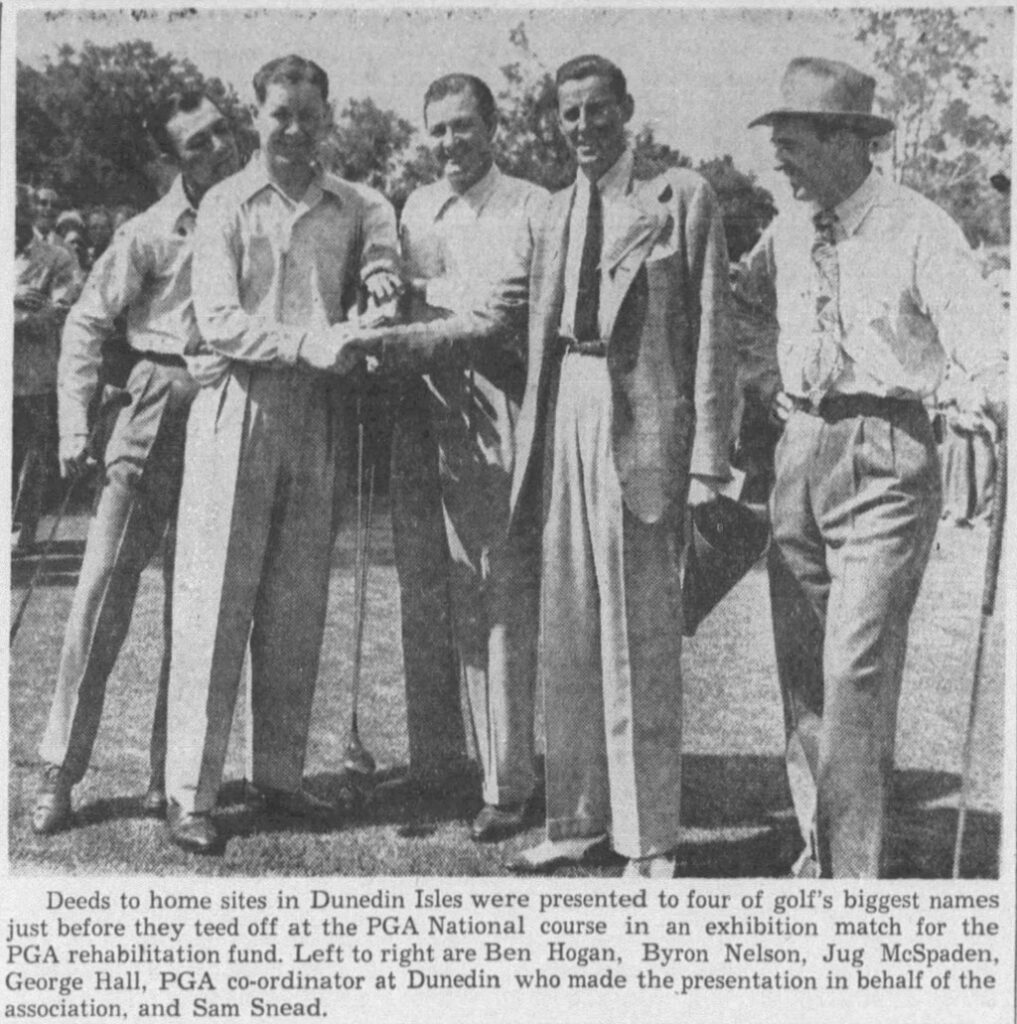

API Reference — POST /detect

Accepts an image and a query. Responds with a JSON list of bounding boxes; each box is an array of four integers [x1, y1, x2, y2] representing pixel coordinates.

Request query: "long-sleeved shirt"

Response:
[[191, 155, 398, 386], [399, 164, 548, 318], [16, 236, 81, 398], [58, 176, 200, 438], [734, 170, 1007, 405]]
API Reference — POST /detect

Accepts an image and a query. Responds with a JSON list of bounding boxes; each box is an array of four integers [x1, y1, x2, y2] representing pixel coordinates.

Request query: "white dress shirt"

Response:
[[192, 155, 398, 386], [399, 164, 547, 317], [736, 170, 1007, 402], [560, 148, 638, 340]]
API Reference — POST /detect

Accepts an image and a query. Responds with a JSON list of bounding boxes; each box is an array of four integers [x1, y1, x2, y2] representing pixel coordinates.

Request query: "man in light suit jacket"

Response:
[[361, 54, 735, 877]]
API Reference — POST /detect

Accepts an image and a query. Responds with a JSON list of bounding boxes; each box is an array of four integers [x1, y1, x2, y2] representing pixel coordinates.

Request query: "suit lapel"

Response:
[[600, 176, 672, 340], [533, 185, 574, 348]]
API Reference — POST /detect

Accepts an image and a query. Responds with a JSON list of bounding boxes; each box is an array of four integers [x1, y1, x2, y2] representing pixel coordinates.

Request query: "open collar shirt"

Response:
[[735, 170, 1007, 402], [399, 164, 548, 317], [191, 154, 398, 387], [58, 175, 199, 437]]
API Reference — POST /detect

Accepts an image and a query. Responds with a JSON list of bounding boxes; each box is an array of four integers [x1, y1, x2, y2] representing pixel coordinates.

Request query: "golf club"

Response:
[[343, 404, 378, 778], [951, 430, 1007, 879], [10, 386, 131, 643]]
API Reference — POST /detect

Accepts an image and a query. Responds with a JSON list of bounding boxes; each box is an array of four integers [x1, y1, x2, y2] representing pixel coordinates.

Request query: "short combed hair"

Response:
[[253, 54, 329, 105], [150, 90, 210, 157], [555, 54, 627, 104], [423, 74, 497, 131]]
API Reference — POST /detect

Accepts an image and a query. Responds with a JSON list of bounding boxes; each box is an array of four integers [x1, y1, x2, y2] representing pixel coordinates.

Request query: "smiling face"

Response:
[[255, 80, 330, 180], [556, 74, 633, 182], [425, 88, 496, 195], [167, 98, 239, 201], [770, 117, 867, 208]]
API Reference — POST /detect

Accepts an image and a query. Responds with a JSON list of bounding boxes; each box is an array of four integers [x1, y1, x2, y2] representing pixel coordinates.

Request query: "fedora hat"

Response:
[[682, 495, 770, 637], [749, 57, 894, 137]]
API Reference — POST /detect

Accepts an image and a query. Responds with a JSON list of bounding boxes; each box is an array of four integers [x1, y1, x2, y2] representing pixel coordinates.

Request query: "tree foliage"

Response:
[[16, 40, 254, 209], [854, 8, 1011, 244]]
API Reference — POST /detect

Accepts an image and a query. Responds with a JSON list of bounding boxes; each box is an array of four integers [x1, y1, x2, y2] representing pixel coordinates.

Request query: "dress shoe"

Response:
[[247, 784, 336, 820], [31, 763, 73, 835], [507, 835, 609, 874], [373, 762, 477, 805], [141, 782, 168, 817], [166, 800, 220, 855], [471, 802, 528, 843], [622, 852, 676, 879]]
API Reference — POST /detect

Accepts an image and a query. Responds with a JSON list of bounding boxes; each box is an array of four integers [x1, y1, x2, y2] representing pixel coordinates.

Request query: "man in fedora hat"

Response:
[[736, 57, 1007, 878]]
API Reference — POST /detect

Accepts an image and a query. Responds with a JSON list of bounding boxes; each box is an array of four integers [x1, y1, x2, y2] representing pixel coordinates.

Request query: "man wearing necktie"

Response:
[[507, 54, 734, 877], [360, 54, 734, 877], [737, 58, 1007, 877]]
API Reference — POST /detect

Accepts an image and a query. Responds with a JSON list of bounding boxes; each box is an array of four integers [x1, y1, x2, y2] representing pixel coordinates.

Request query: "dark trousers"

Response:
[[389, 383, 469, 774], [38, 359, 197, 786], [12, 393, 55, 543], [769, 403, 940, 877]]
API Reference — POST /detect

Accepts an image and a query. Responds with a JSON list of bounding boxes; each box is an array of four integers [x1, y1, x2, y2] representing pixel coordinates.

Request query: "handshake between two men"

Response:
[[297, 270, 484, 378]]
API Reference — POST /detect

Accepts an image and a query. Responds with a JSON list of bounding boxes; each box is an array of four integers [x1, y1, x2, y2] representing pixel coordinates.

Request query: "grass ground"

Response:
[[7, 499, 1004, 877]]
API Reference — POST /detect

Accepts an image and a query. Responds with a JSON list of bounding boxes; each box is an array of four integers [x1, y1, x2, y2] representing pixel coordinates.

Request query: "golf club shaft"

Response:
[[10, 386, 131, 644], [951, 432, 1007, 879]]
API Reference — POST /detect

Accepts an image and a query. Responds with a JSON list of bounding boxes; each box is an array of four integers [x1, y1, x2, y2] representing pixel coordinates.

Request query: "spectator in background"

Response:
[[56, 210, 89, 273], [86, 207, 115, 268], [13, 184, 81, 551], [33, 186, 69, 248]]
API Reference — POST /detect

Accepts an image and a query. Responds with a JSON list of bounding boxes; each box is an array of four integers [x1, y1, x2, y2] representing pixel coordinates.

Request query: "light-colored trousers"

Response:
[[769, 404, 940, 877], [541, 353, 684, 859], [39, 358, 196, 785], [166, 365, 337, 814]]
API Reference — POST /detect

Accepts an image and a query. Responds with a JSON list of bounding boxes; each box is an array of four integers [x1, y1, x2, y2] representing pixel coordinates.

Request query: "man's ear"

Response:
[[621, 93, 635, 125]]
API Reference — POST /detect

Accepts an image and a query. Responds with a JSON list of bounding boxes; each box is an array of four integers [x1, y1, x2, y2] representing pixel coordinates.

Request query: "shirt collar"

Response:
[[235, 152, 345, 207], [828, 170, 884, 238], [153, 175, 198, 234], [435, 163, 501, 220], [576, 148, 634, 204]]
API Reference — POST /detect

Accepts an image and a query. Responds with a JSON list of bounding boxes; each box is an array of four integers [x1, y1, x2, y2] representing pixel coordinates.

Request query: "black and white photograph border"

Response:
[[4, 2, 1011, 878]]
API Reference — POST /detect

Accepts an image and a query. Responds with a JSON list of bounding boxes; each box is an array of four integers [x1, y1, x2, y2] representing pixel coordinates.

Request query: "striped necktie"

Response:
[[806, 208, 844, 403]]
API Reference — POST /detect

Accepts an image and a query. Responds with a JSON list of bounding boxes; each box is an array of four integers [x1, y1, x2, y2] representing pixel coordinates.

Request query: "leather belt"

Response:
[[137, 350, 187, 370], [561, 338, 608, 357], [789, 393, 923, 423]]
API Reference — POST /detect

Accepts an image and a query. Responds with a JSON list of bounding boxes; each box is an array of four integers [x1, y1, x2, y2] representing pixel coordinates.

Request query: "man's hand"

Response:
[[298, 325, 383, 376], [15, 286, 47, 313], [769, 391, 793, 426], [363, 269, 401, 306], [59, 434, 92, 479]]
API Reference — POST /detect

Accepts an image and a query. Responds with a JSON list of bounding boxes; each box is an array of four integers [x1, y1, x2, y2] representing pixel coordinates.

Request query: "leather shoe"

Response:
[[32, 763, 73, 835], [471, 802, 528, 843], [622, 852, 676, 879], [166, 800, 220, 855], [141, 782, 167, 818], [507, 835, 609, 874], [373, 762, 477, 805], [247, 784, 336, 820]]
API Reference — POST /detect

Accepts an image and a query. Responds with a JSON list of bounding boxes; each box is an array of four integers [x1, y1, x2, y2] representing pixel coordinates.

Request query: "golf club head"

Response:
[[343, 736, 376, 777]]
